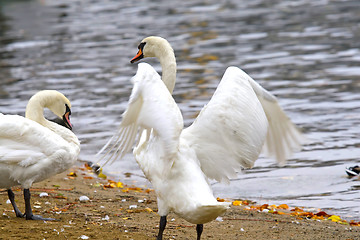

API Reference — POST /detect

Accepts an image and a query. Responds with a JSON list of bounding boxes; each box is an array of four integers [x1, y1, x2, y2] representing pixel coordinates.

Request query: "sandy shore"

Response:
[[1, 163, 359, 240]]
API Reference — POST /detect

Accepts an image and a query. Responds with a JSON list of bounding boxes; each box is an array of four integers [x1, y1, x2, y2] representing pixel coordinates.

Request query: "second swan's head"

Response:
[[130, 36, 173, 63]]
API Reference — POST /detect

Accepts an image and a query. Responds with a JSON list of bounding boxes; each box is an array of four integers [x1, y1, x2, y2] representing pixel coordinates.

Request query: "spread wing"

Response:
[[97, 63, 183, 166], [248, 77, 305, 165], [182, 67, 304, 183]]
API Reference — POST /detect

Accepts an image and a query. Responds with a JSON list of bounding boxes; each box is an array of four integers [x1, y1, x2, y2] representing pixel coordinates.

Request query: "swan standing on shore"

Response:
[[99, 36, 304, 239], [0, 90, 80, 220]]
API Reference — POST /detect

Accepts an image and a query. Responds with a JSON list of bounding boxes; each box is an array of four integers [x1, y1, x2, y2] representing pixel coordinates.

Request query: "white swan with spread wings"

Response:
[[99, 36, 304, 240]]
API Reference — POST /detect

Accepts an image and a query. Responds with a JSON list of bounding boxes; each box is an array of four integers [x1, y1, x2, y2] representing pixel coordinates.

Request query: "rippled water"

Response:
[[1, 0, 359, 220]]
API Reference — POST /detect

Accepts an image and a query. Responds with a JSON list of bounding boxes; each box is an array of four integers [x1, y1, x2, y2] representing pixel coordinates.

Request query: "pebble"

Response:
[[39, 192, 49, 197], [79, 196, 90, 202]]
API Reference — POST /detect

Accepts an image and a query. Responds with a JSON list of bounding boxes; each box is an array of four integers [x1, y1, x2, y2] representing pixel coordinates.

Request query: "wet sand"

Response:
[[0, 163, 359, 240]]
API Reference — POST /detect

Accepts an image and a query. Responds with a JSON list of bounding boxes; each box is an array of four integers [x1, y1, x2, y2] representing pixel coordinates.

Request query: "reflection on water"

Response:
[[0, 0, 359, 220]]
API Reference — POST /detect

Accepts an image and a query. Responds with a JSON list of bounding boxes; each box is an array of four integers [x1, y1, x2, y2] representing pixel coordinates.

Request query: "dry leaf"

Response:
[[232, 200, 242, 206], [67, 172, 77, 177]]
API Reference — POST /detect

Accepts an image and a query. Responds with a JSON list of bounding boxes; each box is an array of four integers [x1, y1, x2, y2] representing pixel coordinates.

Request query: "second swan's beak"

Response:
[[130, 48, 144, 63]]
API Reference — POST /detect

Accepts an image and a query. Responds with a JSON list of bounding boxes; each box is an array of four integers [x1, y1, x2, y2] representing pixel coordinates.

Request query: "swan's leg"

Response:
[[196, 224, 203, 240], [156, 216, 167, 240], [7, 189, 24, 217], [23, 189, 56, 221]]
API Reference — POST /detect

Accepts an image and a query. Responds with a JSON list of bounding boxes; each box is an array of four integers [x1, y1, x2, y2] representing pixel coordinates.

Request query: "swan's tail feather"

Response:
[[181, 202, 230, 224]]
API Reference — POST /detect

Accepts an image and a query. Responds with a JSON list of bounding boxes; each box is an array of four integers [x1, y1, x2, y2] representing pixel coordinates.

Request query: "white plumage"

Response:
[[99, 36, 304, 239], [0, 90, 80, 220]]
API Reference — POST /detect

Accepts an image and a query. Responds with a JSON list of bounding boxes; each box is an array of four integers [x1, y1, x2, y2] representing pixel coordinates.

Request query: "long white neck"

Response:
[[25, 94, 77, 144], [156, 44, 177, 94], [25, 94, 52, 128]]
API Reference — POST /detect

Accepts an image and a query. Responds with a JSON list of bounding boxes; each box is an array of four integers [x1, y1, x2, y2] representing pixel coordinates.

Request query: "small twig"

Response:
[[30, 188, 74, 192], [0, 188, 74, 193], [223, 218, 293, 224], [168, 223, 194, 228]]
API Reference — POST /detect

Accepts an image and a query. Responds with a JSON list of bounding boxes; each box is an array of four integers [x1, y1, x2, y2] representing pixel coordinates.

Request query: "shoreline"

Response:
[[0, 163, 359, 240]]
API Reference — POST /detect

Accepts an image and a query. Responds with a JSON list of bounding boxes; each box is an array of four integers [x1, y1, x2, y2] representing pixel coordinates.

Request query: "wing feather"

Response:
[[98, 63, 183, 166], [0, 115, 69, 167], [246, 72, 305, 165], [182, 66, 303, 183]]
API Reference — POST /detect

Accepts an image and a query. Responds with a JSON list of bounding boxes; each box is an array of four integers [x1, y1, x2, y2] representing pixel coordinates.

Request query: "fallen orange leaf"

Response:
[[311, 215, 324, 220], [273, 211, 286, 215], [67, 172, 77, 177], [104, 183, 116, 188], [145, 189, 153, 193], [84, 163, 93, 170], [128, 187, 143, 192], [232, 200, 242, 206], [291, 207, 304, 212], [315, 211, 330, 217], [350, 220, 360, 226], [144, 207, 153, 212], [277, 204, 289, 210], [260, 204, 269, 211]]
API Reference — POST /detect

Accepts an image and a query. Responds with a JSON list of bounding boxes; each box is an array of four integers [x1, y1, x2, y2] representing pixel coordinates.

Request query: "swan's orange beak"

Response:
[[63, 111, 72, 130], [130, 48, 144, 63], [62, 104, 72, 130]]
